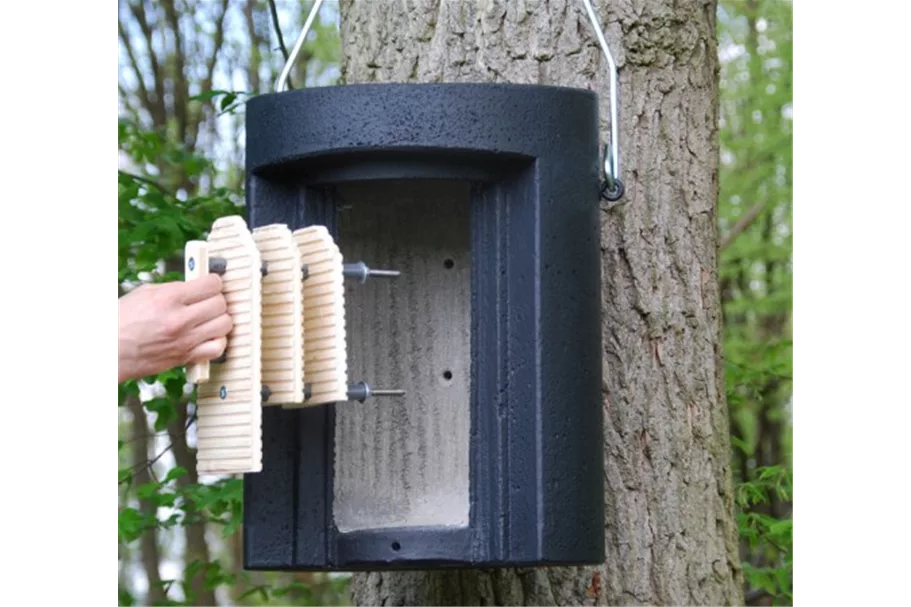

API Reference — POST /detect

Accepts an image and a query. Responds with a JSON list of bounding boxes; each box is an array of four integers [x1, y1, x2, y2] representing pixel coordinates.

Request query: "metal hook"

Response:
[[580, 0, 624, 202], [275, 0, 326, 93]]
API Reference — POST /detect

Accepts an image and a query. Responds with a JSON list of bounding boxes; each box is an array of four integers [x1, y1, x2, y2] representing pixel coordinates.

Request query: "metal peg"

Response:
[[302, 382, 405, 403], [207, 257, 268, 277], [209, 257, 227, 276], [207, 256, 229, 363], [347, 381, 405, 403], [343, 262, 401, 284]]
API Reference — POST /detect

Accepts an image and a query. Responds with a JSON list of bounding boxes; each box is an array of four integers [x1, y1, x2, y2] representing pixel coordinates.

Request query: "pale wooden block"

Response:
[[252, 224, 305, 405], [184, 240, 210, 384], [189, 215, 263, 476], [292, 225, 348, 406]]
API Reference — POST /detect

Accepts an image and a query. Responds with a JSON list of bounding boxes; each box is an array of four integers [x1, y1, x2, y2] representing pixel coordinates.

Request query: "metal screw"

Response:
[[346, 381, 406, 403], [188, 257, 195, 271], [219, 386, 227, 400], [343, 262, 401, 284], [302, 382, 406, 403]]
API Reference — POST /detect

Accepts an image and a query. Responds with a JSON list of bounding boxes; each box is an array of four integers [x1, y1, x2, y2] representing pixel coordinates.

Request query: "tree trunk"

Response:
[[127, 395, 168, 606], [168, 403, 219, 607], [338, 0, 743, 604]]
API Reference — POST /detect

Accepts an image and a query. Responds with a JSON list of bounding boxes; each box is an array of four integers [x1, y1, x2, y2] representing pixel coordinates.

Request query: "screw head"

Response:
[[188, 257, 195, 271], [219, 386, 227, 399]]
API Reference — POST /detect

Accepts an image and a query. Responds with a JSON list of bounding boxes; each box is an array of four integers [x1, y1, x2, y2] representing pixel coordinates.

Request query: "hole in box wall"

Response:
[[333, 180, 471, 533]]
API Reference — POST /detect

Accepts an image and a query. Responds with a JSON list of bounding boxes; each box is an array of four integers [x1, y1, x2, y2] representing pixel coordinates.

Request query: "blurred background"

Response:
[[118, 1, 792, 605]]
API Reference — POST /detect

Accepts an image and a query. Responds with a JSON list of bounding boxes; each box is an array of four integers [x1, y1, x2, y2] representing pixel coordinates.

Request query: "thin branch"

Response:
[[121, 428, 182, 447], [161, 0, 190, 145], [267, 0, 294, 89], [118, 19, 154, 117], [192, 0, 232, 150], [244, 0, 263, 94], [128, 0, 168, 127], [118, 84, 144, 124], [118, 170, 174, 197], [720, 202, 765, 252], [203, 0, 232, 91], [120, 411, 197, 484]]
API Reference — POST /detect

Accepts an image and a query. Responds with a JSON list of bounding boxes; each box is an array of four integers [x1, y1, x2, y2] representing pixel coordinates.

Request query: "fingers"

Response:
[[186, 337, 228, 363], [182, 291, 228, 328], [178, 274, 223, 305], [184, 314, 232, 365], [191, 313, 233, 343]]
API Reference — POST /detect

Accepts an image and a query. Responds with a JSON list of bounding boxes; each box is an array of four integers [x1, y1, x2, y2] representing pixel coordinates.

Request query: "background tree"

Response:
[[339, 0, 741, 604], [118, 1, 345, 605], [118, 0, 792, 604]]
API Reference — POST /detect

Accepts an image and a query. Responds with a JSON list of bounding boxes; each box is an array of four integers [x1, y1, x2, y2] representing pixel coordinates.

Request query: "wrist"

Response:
[[118, 334, 140, 384]]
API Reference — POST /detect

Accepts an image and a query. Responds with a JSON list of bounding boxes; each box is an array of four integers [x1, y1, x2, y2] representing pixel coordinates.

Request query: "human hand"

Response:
[[118, 275, 233, 383]]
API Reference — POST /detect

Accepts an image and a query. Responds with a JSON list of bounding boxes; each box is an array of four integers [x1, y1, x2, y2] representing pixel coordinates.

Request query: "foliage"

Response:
[[118, 0, 792, 605], [718, 0, 793, 604], [118, 110, 349, 605], [736, 466, 793, 605]]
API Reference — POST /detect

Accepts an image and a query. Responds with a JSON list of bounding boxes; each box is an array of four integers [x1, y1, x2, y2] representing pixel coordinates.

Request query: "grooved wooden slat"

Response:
[[253, 224, 305, 405], [189, 215, 263, 476], [292, 225, 348, 406]]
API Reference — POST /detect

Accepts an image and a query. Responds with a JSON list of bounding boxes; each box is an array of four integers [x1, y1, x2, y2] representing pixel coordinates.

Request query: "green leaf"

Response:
[[164, 466, 188, 483], [119, 380, 140, 404], [272, 585, 291, 598], [137, 481, 159, 500], [239, 585, 271, 601], [119, 468, 134, 486], [222, 497, 243, 537], [769, 519, 792, 539], [219, 93, 237, 111], [189, 89, 230, 102], [184, 559, 204, 580], [118, 507, 150, 543], [154, 491, 177, 508], [144, 398, 177, 431]]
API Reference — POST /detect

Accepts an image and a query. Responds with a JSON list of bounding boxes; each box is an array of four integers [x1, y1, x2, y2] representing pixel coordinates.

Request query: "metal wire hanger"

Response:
[[275, 0, 624, 203]]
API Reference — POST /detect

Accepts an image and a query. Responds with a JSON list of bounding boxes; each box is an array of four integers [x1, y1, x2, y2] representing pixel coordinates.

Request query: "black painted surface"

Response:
[[243, 83, 604, 570]]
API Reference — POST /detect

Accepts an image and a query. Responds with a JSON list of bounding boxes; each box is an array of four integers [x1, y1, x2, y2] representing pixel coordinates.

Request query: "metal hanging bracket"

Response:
[[581, 0, 624, 203], [275, 0, 623, 202], [276, 0, 325, 93]]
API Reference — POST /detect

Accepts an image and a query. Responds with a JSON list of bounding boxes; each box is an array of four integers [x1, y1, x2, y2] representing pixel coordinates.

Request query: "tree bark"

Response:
[[127, 395, 168, 606], [168, 396, 219, 607], [339, 0, 743, 605]]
